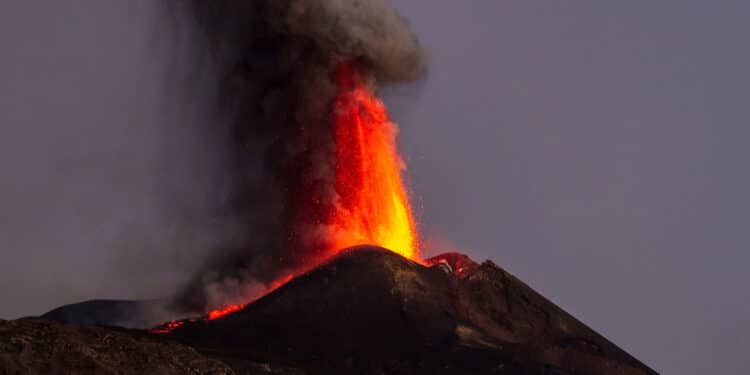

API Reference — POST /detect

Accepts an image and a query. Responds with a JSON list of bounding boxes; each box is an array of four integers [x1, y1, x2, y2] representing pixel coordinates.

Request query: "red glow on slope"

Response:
[[151, 273, 296, 333], [207, 304, 245, 320], [152, 62, 422, 333]]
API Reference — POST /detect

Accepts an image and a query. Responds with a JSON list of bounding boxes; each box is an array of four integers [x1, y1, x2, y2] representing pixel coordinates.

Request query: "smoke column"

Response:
[[173, 0, 427, 313]]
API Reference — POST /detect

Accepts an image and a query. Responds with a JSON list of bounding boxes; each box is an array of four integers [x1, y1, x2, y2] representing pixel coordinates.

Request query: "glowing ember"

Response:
[[151, 320, 185, 334], [207, 304, 245, 320], [328, 62, 420, 261]]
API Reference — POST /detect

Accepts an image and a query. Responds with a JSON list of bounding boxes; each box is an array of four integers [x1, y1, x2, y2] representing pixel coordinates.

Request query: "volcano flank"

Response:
[[7, 247, 658, 374]]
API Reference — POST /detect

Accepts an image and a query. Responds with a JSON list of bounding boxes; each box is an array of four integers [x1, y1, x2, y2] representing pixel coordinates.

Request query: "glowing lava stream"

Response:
[[328, 62, 420, 261], [151, 274, 295, 333], [152, 63, 420, 332]]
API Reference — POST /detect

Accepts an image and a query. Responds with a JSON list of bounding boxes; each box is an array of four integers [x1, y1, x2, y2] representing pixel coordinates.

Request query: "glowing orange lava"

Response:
[[202, 274, 295, 321], [328, 63, 420, 261], [207, 304, 245, 320], [151, 273, 296, 333], [152, 63, 421, 333]]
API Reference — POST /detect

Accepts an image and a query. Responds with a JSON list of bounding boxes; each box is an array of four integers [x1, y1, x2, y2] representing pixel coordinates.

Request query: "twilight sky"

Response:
[[1, 1, 748, 374], [389, 1, 749, 374]]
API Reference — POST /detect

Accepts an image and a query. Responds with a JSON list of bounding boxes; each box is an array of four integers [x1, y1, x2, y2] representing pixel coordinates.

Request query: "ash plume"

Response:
[[171, 0, 427, 313]]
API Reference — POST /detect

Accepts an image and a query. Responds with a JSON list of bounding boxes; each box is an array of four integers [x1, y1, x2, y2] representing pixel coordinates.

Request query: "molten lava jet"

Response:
[[154, 63, 420, 332], [328, 63, 420, 261]]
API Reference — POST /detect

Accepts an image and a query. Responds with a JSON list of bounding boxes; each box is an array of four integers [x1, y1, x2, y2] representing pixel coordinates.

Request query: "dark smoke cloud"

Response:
[[0, 0, 424, 320], [171, 0, 427, 313], [266, 0, 426, 80]]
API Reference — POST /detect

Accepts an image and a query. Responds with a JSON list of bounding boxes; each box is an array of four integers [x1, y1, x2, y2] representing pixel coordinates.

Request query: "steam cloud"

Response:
[[172, 0, 427, 313]]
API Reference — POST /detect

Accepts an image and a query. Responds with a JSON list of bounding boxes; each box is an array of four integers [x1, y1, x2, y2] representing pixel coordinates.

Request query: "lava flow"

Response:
[[152, 274, 296, 333], [206, 273, 296, 320], [327, 62, 420, 261], [154, 63, 421, 333]]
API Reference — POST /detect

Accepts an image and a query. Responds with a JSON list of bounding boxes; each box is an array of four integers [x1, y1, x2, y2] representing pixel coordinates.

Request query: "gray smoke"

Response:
[[266, 0, 426, 80], [0, 0, 425, 321], [171, 0, 427, 313]]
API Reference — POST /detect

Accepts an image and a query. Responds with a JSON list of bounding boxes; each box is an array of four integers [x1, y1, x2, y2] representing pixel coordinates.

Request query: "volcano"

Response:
[[4, 3, 658, 373], [10, 247, 658, 374]]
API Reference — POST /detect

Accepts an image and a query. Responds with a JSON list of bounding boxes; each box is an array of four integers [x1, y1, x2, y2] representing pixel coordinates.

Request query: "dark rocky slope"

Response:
[[0, 319, 233, 374], [9, 247, 656, 374], [169, 247, 656, 374]]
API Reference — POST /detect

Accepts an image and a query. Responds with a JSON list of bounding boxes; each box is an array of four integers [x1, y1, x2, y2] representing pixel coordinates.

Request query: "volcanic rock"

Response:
[[39, 299, 168, 329], [13, 246, 657, 374], [0, 319, 305, 375], [0, 318, 231, 374], [168, 246, 656, 374]]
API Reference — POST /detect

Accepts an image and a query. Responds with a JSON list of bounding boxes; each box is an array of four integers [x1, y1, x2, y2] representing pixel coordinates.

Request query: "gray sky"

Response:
[[389, 1, 749, 374], [1, 1, 748, 374], [0, 0, 231, 318]]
